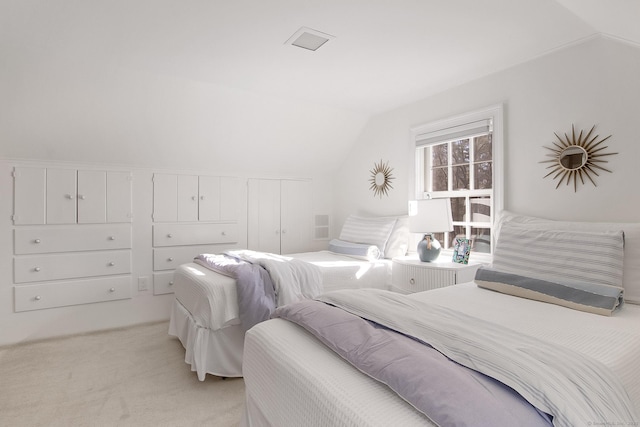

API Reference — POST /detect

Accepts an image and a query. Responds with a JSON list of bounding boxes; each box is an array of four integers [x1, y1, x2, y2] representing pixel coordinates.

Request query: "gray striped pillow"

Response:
[[339, 215, 397, 257], [492, 223, 624, 288]]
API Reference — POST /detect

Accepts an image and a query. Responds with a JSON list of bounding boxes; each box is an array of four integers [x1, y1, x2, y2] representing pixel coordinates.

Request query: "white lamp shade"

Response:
[[408, 199, 453, 233]]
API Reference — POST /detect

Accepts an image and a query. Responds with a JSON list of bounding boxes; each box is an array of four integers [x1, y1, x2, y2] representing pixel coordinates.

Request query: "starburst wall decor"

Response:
[[369, 159, 395, 198], [540, 124, 617, 192]]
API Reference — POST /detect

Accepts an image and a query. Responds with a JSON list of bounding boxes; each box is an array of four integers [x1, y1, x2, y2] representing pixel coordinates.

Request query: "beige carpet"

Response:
[[0, 321, 245, 427]]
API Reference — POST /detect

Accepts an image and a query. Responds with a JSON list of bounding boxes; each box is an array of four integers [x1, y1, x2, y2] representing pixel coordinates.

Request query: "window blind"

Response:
[[415, 118, 493, 147]]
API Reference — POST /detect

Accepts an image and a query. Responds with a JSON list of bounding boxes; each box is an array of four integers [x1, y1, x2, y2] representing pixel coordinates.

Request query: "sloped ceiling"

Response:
[[3, 0, 638, 115], [1, 0, 638, 173]]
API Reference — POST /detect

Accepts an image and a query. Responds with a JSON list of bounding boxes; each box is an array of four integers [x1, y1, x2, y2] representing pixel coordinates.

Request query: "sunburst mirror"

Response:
[[369, 159, 395, 198], [541, 125, 617, 192]]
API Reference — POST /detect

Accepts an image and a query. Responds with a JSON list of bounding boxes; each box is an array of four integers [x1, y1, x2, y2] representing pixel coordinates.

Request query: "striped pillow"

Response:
[[492, 222, 624, 288], [339, 215, 397, 257]]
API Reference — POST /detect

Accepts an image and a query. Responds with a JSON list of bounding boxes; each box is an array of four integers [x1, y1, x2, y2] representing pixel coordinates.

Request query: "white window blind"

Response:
[[415, 119, 493, 147]]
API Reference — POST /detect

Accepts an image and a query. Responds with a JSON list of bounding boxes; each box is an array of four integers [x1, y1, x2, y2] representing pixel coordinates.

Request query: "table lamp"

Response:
[[408, 198, 453, 262]]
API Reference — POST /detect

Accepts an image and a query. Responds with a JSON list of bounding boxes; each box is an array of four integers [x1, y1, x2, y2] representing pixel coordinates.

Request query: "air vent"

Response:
[[286, 27, 335, 51]]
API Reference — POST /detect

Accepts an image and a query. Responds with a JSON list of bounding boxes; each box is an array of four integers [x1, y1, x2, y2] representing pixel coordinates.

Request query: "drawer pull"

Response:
[[221, 231, 227, 236], [34, 267, 41, 272], [168, 257, 174, 262], [34, 239, 41, 244], [109, 287, 116, 293], [167, 234, 172, 238], [34, 295, 42, 301], [409, 278, 415, 285], [108, 262, 115, 266], [169, 281, 174, 286], [109, 236, 116, 240]]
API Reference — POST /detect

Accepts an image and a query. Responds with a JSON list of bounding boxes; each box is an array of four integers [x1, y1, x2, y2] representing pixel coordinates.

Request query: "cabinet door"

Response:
[[198, 175, 221, 221], [107, 171, 132, 223], [77, 170, 106, 223], [247, 179, 281, 253], [220, 177, 239, 221], [280, 180, 312, 254], [153, 174, 178, 222], [13, 167, 46, 225], [46, 168, 77, 224], [177, 175, 198, 222]]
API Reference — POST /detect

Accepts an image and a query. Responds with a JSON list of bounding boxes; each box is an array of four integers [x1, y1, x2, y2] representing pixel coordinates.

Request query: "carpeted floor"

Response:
[[0, 321, 245, 427]]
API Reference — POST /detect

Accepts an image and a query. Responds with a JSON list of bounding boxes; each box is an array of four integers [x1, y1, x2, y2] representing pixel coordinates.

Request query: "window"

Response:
[[412, 106, 503, 255]]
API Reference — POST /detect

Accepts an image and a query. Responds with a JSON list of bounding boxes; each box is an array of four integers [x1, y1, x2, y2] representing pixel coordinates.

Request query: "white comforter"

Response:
[[319, 289, 638, 426]]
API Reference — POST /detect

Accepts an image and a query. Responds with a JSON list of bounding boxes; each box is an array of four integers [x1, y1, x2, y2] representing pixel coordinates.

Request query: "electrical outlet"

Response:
[[138, 276, 149, 291]]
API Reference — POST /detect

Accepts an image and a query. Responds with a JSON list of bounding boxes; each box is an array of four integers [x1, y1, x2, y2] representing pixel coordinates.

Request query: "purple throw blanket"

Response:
[[274, 299, 553, 427], [194, 254, 276, 331]]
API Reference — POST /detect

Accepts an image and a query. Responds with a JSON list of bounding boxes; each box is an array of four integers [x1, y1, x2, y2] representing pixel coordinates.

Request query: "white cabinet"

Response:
[[151, 173, 241, 295], [247, 179, 312, 254], [153, 173, 239, 222], [391, 256, 481, 294], [13, 167, 132, 225], [12, 224, 133, 312]]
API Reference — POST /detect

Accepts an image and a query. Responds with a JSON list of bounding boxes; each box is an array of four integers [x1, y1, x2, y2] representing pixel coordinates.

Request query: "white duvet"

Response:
[[242, 282, 640, 426]]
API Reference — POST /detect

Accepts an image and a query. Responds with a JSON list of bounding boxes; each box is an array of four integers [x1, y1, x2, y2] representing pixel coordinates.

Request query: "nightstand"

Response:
[[391, 255, 481, 294]]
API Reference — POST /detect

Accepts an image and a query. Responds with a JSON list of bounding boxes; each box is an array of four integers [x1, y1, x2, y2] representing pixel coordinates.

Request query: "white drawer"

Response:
[[14, 250, 132, 283], [153, 271, 176, 295], [14, 276, 131, 312], [153, 223, 238, 247], [153, 244, 238, 271], [14, 224, 132, 254]]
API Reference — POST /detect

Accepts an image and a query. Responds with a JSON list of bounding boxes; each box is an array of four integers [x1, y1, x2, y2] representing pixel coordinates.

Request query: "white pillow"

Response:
[[328, 239, 381, 261], [496, 211, 640, 304], [339, 215, 396, 257], [493, 222, 624, 288], [382, 216, 409, 259]]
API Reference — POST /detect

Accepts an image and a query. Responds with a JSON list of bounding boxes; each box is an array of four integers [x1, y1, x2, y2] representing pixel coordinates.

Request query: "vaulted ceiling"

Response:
[[3, 0, 637, 115]]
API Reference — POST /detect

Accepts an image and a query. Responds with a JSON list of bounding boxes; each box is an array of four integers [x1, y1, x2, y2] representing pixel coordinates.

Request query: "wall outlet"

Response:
[[138, 276, 149, 291]]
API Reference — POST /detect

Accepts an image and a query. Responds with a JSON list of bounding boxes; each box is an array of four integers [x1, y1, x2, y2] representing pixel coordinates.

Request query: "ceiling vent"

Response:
[[286, 27, 335, 51]]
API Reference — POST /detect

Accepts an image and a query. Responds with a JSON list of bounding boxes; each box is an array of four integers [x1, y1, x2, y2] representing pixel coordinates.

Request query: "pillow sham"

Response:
[[339, 215, 396, 257], [328, 239, 381, 261], [497, 211, 640, 304], [492, 222, 624, 289], [382, 215, 409, 259], [475, 266, 624, 316]]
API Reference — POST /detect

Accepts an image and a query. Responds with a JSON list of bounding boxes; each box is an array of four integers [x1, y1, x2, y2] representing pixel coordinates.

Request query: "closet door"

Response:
[[280, 180, 312, 254], [13, 167, 46, 225], [198, 176, 221, 221], [153, 174, 178, 222], [177, 175, 198, 222], [77, 170, 106, 224], [46, 169, 77, 224], [220, 177, 239, 221], [247, 179, 281, 254], [106, 171, 133, 223]]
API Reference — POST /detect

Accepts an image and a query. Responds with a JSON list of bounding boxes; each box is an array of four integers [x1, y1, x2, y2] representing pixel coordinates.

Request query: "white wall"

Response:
[[332, 36, 640, 231]]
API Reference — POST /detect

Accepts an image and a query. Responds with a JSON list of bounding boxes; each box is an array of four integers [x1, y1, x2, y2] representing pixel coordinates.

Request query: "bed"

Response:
[[168, 215, 408, 380], [240, 211, 640, 426]]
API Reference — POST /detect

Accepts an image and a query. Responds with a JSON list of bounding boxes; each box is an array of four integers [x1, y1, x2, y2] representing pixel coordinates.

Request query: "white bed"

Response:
[[168, 214, 408, 380], [240, 212, 640, 426]]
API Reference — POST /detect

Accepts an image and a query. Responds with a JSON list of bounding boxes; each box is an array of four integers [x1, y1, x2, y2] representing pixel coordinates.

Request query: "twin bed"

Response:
[[240, 211, 640, 426], [168, 214, 408, 380]]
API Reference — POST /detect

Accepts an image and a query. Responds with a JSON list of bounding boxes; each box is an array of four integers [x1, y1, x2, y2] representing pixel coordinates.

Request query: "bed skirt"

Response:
[[168, 298, 245, 380]]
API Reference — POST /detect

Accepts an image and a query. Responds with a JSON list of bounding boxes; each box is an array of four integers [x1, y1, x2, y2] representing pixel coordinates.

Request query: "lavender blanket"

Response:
[[194, 253, 276, 331], [274, 299, 553, 427]]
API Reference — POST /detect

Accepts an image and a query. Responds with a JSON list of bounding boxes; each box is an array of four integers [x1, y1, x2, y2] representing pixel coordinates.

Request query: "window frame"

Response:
[[409, 105, 504, 258]]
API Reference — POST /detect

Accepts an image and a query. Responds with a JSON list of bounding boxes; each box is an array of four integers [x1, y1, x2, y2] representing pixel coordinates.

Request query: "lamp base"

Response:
[[417, 233, 441, 262]]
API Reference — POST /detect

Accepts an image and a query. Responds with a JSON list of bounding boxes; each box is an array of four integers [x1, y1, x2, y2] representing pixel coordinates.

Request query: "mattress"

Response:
[[241, 282, 640, 426], [168, 250, 393, 379]]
